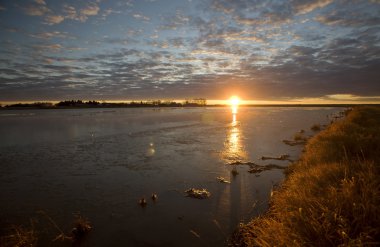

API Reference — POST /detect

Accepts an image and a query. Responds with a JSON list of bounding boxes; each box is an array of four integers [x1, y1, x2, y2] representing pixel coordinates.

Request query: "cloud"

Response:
[[23, 4, 50, 16], [34, 0, 46, 5], [316, 9, 380, 26], [63, 3, 100, 22], [33, 43, 63, 51], [294, 0, 333, 15], [0, 5, 6, 11], [2, 0, 380, 102], [29, 31, 70, 39], [63, 4, 78, 19], [44, 15, 65, 25], [81, 4, 100, 16], [101, 8, 121, 19], [160, 10, 189, 30], [132, 13, 150, 21]]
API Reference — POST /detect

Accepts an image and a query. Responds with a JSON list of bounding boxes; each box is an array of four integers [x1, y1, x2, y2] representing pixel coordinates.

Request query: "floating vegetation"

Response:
[[283, 139, 306, 146], [227, 161, 285, 174], [185, 188, 211, 199], [216, 177, 231, 184], [71, 215, 92, 241], [261, 154, 292, 161], [248, 164, 285, 174], [228, 161, 257, 166]]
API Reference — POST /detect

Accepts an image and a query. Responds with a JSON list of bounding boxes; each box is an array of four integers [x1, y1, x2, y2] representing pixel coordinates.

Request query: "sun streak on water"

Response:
[[223, 108, 247, 161]]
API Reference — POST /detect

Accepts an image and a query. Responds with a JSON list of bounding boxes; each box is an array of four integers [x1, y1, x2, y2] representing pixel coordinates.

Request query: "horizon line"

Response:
[[2, 99, 380, 106]]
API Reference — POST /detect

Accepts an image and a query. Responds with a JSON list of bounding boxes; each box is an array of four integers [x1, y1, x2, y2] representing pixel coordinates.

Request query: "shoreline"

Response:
[[1, 104, 379, 110], [230, 106, 380, 246]]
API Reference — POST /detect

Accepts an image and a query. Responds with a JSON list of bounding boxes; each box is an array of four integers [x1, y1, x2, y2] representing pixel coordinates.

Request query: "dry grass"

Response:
[[0, 213, 92, 246], [0, 221, 38, 247], [231, 106, 380, 246]]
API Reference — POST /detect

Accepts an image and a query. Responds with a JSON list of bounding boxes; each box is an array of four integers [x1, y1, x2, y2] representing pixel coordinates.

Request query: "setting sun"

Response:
[[229, 96, 240, 106]]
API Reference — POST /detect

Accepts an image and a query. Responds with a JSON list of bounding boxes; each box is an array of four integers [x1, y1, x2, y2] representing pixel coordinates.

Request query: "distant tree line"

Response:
[[2, 99, 208, 109]]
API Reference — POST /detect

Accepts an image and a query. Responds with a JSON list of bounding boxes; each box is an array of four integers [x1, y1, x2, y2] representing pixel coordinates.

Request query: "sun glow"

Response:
[[229, 96, 240, 115], [229, 96, 240, 107]]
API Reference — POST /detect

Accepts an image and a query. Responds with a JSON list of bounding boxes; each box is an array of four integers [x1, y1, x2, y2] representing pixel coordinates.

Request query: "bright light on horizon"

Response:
[[229, 96, 240, 115], [229, 96, 240, 107]]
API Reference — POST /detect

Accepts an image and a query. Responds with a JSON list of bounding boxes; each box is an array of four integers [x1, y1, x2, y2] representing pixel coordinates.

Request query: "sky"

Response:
[[0, 0, 379, 104]]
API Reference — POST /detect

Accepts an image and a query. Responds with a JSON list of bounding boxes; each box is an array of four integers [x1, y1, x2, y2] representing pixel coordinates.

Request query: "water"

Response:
[[0, 107, 340, 246]]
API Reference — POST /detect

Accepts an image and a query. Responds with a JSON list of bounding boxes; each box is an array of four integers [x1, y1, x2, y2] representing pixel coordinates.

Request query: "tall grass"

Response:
[[231, 106, 380, 246]]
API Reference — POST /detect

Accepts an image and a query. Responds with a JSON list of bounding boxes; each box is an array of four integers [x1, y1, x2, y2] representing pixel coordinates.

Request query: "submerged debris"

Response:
[[71, 216, 92, 241], [227, 161, 286, 174], [190, 229, 201, 238], [248, 164, 285, 174], [228, 161, 257, 166], [261, 154, 292, 162], [216, 177, 231, 184], [185, 188, 211, 199], [283, 139, 306, 146]]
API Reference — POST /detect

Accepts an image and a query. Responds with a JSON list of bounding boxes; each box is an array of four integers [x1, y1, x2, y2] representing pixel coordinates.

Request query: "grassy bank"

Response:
[[231, 106, 380, 246]]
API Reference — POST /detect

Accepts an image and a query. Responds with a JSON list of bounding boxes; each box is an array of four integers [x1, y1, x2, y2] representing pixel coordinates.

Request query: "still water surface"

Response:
[[0, 107, 340, 246]]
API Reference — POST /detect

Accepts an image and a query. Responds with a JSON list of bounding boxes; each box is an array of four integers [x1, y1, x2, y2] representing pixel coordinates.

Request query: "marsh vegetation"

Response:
[[231, 106, 380, 246]]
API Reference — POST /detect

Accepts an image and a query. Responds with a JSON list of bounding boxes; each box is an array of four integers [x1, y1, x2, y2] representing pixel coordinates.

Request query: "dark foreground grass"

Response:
[[0, 213, 91, 246], [231, 106, 380, 246]]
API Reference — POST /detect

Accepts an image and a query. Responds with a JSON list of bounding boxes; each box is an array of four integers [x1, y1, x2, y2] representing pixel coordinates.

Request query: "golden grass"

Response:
[[0, 221, 38, 247], [231, 106, 380, 246], [0, 213, 92, 246]]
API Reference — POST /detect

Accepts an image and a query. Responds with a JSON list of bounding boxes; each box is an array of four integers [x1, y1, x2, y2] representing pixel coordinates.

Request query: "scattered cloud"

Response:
[[63, 3, 101, 22], [132, 13, 150, 21], [80, 4, 100, 16], [23, 4, 50, 16], [44, 15, 65, 25], [295, 0, 333, 15], [29, 31, 71, 39], [33, 43, 63, 51], [34, 0, 46, 5], [1, 0, 380, 101], [101, 8, 121, 19]]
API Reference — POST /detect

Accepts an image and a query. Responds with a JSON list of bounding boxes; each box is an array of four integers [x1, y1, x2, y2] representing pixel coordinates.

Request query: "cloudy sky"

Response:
[[0, 0, 379, 103]]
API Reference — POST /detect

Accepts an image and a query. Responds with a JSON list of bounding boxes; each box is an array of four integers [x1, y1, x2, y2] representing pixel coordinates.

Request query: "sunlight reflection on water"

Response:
[[223, 107, 247, 162]]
